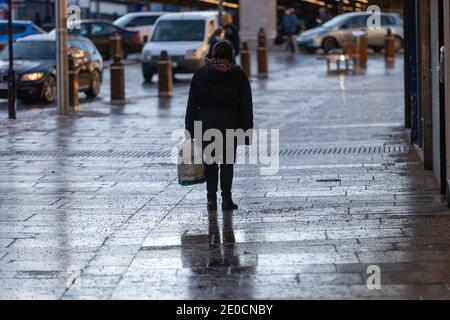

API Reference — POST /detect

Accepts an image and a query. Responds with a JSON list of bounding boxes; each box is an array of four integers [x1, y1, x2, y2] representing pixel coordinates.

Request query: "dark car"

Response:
[[0, 33, 103, 103], [68, 20, 142, 59]]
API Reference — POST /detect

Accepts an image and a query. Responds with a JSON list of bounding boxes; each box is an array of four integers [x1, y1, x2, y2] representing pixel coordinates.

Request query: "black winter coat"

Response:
[[185, 60, 253, 138]]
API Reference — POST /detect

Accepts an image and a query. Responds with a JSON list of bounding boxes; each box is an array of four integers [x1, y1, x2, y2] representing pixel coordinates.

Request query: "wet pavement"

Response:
[[1, 51, 450, 300]]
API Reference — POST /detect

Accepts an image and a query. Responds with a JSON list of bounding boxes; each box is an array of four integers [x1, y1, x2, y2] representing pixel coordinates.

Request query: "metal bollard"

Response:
[[257, 28, 268, 78], [357, 34, 368, 69], [109, 32, 122, 60], [344, 43, 357, 58], [385, 28, 396, 65], [240, 41, 251, 78], [68, 56, 79, 112], [158, 50, 173, 97], [344, 43, 358, 72], [110, 55, 126, 105]]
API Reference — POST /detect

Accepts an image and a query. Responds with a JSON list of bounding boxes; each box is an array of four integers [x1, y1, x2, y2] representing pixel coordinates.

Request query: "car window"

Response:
[[80, 23, 90, 36], [69, 23, 89, 36], [151, 20, 205, 42], [132, 16, 160, 26], [13, 24, 27, 33], [0, 24, 27, 34], [345, 15, 368, 28], [0, 41, 56, 60], [381, 15, 396, 26], [323, 15, 350, 28], [91, 23, 116, 36]]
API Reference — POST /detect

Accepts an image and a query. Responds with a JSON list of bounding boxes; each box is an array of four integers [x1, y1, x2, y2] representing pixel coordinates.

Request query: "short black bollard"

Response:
[[109, 32, 122, 60], [68, 56, 79, 112], [158, 50, 173, 97], [240, 41, 251, 78], [110, 55, 125, 105], [257, 28, 268, 78]]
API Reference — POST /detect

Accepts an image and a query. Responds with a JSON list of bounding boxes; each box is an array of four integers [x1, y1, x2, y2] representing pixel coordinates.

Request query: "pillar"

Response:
[[239, 0, 277, 42], [429, 0, 445, 191], [444, 0, 450, 203], [403, 0, 412, 130], [419, 0, 433, 170]]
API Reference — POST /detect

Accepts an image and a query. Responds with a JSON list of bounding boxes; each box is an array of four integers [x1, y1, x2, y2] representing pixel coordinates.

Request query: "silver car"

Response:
[[296, 12, 404, 53]]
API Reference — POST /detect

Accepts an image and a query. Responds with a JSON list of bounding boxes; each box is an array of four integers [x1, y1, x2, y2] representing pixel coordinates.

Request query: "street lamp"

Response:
[[7, 0, 16, 120]]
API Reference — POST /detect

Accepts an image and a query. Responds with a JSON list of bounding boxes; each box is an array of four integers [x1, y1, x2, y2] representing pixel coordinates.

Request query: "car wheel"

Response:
[[143, 72, 154, 83], [85, 70, 102, 98], [322, 37, 338, 53], [41, 75, 57, 103]]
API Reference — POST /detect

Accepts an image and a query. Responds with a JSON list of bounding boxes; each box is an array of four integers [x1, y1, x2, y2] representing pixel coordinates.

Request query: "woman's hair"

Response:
[[212, 40, 235, 63], [213, 27, 224, 37], [222, 13, 233, 25]]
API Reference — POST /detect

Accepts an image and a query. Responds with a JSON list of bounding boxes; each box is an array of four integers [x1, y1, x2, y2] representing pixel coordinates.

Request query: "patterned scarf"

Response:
[[206, 58, 239, 72]]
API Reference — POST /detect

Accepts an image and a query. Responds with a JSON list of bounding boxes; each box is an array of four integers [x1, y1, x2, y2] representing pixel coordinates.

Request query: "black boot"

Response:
[[222, 194, 238, 211], [207, 194, 217, 211]]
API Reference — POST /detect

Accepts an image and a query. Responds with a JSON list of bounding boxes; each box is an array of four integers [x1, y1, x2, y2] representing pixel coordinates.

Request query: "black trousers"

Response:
[[203, 140, 237, 198], [285, 33, 296, 53]]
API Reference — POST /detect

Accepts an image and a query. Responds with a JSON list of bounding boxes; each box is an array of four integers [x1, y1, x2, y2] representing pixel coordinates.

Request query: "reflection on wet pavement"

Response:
[[1, 51, 450, 299]]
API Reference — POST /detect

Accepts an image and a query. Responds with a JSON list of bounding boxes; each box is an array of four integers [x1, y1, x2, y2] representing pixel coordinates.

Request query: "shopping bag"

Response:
[[177, 139, 205, 186]]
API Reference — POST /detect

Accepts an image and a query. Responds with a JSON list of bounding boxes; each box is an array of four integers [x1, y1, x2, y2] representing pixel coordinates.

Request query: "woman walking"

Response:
[[185, 40, 253, 211]]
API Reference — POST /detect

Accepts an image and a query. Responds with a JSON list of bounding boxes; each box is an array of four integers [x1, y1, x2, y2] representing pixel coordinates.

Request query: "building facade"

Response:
[[403, 0, 450, 203], [12, 0, 238, 27]]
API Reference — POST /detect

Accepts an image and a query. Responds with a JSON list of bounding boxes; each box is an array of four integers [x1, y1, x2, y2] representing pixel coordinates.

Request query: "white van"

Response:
[[141, 11, 218, 82]]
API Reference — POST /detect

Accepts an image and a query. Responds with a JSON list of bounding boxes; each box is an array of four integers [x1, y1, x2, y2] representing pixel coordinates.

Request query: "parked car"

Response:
[[114, 12, 166, 44], [296, 12, 404, 53], [0, 20, 45, 50], [141, 11, 218, 82], [68, 20, 142, 59], [0, 33, 103, 103]]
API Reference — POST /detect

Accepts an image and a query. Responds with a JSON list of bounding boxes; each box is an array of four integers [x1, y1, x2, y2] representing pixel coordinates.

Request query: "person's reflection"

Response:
[[181, 210, 254, 299], [222, 211, 239, 267], [207, 210, 222, 267], [181, 211, 240, 269]]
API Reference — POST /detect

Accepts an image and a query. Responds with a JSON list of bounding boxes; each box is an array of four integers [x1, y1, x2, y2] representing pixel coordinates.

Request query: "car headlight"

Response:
[[142, 50, 152, 61], [21, 72, 44, 81], [185, 49, 200, 60]]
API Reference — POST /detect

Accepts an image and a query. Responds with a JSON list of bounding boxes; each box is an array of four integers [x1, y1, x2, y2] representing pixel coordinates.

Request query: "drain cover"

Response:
[[0, 144, 412, 160]]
